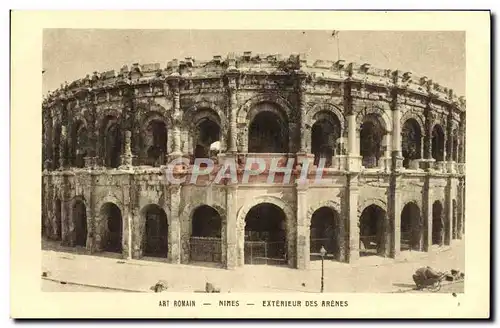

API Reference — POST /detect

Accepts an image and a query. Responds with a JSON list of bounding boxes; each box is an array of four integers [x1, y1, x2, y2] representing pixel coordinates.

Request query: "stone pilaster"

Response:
[[121, 179, 132, 260], [442, 132, 448, 165], [181, 129, 190, 155], [168, 77, 183, 157], [120, 205, 131, 260], [347, 114, 358, 155], [87, 172, 98, 253], [287, 211, 297, 269], [419, 105, 435, 171], [236, 207, 245, 267], [391, 103, 404, 170], [444, 178, 453, 245], [239, 125, 249, 153], [380, 132, 392, 172], [288, 122, 300, 154], [119, 130, 135, 169], [389, 174, 402, 259], [172, 121, 182, 156], [445, 112, 453, 162], [87, 98, 99, 166], [422, 176, 433, 252], [65, 201, 75, 247], [347, 173, 360, 262], [459, 112, 466, 163], [346, 114, 362, 172], [225, 182, 238, 269], [423, 106, 432, 155], [227, 81, 238, 153], [168, 185, 182, 264], [298, 75, 308, 153], [130, 207, 142, 259], [60, 180, 71, 246], [296, 182, 310, 270], [457, 179, 464, 239], [59, 126, 67, 169]]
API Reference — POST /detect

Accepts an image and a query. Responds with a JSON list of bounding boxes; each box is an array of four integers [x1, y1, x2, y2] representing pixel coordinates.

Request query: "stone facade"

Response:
[[42, 52, 466, 270]]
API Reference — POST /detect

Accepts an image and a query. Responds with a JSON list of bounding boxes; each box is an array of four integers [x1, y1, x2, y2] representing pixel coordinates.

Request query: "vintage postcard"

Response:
[[10, 10, 490, 319]]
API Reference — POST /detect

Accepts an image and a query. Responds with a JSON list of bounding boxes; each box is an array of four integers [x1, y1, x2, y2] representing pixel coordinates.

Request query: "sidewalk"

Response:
[[41, 239, 464, 293]]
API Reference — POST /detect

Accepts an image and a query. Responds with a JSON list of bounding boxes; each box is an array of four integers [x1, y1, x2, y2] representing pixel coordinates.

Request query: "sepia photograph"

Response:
[[10, 10, 490, 319], [40, 29, 467, 294]]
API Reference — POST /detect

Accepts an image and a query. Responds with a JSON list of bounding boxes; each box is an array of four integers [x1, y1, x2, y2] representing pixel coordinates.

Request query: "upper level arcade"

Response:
[[42, 52, 466, 177]]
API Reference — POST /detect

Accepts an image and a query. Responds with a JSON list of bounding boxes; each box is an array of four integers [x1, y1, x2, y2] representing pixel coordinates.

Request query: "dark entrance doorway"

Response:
[[101, 116, 122, 168], [402, 119, 422, 168], [432, 200, 444, 245], [72, 121, 88, 168], [310, 207, 342, 261], [142, 204, 169, 258], [400, 202, 422, 251], [311, 120, 338, 167], [359, 205, 389, 257], [144, 120, 168, 167], [190, 205, 222, 263], [244, 203, 287, 265], [431, 125, 445, 162], [194, 118, 221, 159], [54, 198, 62, 240], [360, 115, 384, 168], [73, 200, 88, 247], [100, 203, 123, 253], [248, 111, 289, 153]]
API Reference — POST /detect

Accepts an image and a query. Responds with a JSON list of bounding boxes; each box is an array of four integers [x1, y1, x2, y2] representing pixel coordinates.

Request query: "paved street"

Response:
[[41, 239, 464, 293], [437, 281, 465, 294], [42, 279, 118, 292]]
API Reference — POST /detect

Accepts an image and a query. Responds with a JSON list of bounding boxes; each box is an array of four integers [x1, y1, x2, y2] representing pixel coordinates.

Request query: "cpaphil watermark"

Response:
[[163, 156, 333, 185]]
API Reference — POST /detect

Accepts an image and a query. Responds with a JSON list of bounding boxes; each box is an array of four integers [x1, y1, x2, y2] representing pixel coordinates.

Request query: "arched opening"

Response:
[[359, 204, 389, 257], [54, 198, 62, 240], [141, 204, 169, 258], [248, 109, 289, 153], [53, 125, 61, 169], [144, 120, 168, 167], [431, 125, 445, 162], [360, 115, 385, 168], [99, 202, 123, 253], [101, 116, 122, 168], [194, 117, 221, 159], [400, 202, 422, 251], [311, 114, 340, 167], [402, 119, 422, 168], [452, 199, 458, 239], [432, 200, 444, 245], [190, 205, 222, 263], [72, 121, 88, 168], [244, 203, 287, 265], [310, 207, 342, 261], [73, 200, 88, 247]]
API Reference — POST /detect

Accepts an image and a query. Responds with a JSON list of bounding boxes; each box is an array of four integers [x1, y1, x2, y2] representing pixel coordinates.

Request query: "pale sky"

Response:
[[43, 30, 465, 96]]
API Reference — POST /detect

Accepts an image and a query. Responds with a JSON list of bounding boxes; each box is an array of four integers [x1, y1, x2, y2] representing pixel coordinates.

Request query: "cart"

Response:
[[413, 269, 448, 292]]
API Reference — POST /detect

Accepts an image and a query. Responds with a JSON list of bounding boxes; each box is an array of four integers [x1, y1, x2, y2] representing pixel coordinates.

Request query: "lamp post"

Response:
[[320, 246, 326, 293]]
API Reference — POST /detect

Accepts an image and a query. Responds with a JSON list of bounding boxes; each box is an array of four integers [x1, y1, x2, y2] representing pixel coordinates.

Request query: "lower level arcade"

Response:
[[42, 172, 465, 270]]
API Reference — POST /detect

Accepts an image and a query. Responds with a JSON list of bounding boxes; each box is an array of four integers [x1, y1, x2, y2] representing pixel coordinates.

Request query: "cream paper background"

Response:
[[10, 10, 490, 319]]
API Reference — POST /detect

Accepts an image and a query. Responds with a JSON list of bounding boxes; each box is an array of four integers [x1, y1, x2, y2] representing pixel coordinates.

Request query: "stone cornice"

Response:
[[43, 52, 466, 113]]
